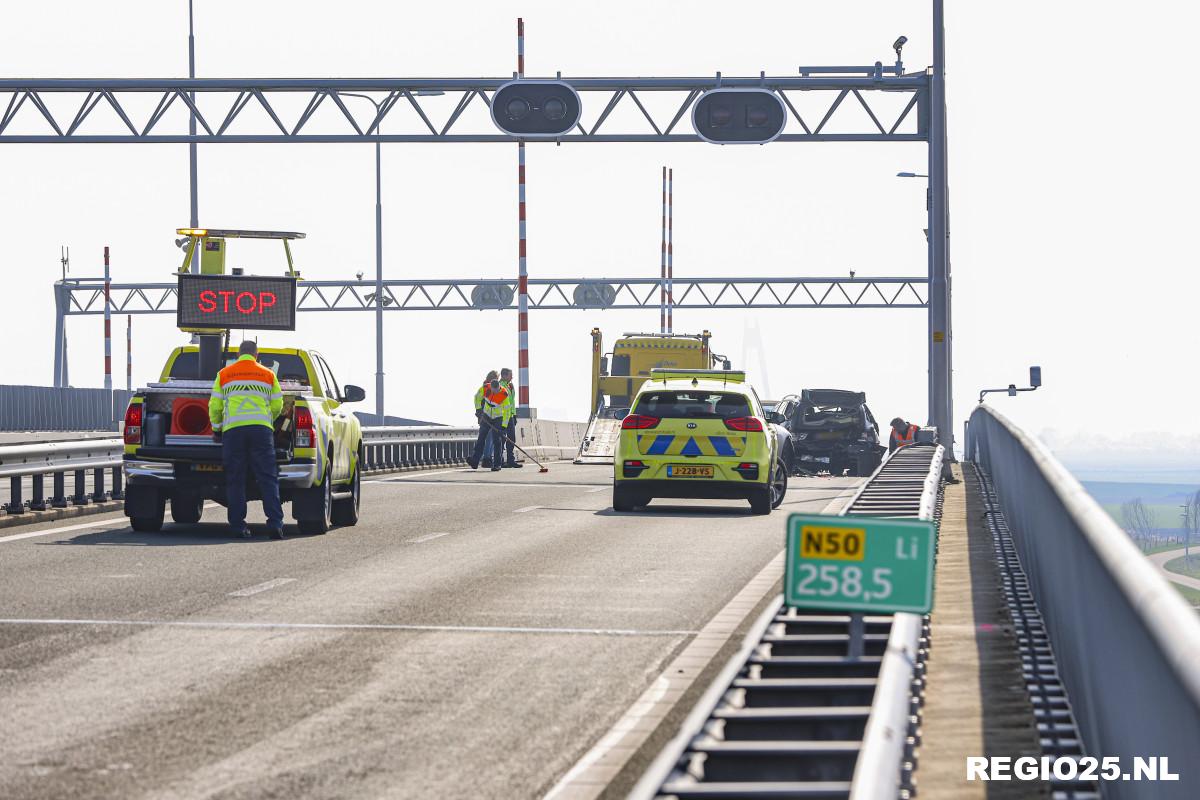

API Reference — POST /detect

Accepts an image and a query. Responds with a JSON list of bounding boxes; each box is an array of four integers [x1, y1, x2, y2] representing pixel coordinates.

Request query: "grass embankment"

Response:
[[1100, 503, 1185, 530], [1171, 583, 1200, 608], [1164, 554, 1200, 580]]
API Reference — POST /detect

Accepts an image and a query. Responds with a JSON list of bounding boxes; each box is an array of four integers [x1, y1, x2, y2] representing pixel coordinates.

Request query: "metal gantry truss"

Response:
[[0, 73, 927, 143], [17, 20, 952, 446], [57, 276, 928, 316]]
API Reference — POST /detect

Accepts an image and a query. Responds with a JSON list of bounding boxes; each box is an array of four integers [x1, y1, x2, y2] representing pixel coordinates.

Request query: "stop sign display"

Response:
[[177, 273, 298, 331]]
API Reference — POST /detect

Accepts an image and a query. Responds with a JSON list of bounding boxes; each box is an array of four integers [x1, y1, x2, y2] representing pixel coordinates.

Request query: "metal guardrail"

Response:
[[359, 426, 477, 472], [0, 426, 481, 515], [966, 405, 1200, 799], [631, 443, 944, 800], [0, 438, 125, 512]]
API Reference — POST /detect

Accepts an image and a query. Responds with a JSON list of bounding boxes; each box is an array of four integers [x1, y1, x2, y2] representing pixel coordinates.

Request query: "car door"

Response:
[[312, 353, 349, 481]]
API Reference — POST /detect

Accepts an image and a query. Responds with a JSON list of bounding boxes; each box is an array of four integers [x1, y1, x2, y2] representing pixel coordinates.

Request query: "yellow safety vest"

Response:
[[209, 355, 283, 432]]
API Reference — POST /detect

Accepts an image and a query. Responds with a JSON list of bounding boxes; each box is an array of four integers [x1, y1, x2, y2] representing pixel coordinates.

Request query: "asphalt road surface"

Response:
[[0, 464, 860, 799]]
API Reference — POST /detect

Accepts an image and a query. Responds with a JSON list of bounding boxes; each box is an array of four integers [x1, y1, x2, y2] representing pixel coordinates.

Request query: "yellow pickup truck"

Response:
[[121, 346, 364, 535]]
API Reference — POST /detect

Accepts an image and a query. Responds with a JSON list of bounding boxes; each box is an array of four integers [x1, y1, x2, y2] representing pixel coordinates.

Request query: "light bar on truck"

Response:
[[175, 228, 306, 240], [649, 369, 746, 382]]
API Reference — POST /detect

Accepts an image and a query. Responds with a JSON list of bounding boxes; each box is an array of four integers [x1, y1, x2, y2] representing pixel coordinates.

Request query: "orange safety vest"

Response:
[[480, 382, 509, 418], [891, 423, 919, 449]]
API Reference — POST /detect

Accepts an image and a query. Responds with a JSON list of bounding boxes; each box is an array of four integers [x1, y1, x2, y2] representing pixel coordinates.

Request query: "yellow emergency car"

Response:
[[612, 369, 788, 515]]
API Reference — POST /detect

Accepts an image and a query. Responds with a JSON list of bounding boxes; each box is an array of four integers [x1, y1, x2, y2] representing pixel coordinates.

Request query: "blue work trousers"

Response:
[[473, 415, 505, 465], [222, 424, 284, 531], [505, 418, 517, 464]]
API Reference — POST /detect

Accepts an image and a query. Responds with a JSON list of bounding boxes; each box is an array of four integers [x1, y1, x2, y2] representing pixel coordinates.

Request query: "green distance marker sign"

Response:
[[785, 514, 936, 614]]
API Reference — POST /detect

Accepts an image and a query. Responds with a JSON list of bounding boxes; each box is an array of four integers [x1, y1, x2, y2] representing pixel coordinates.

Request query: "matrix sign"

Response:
[[785, 514, 935, 614], [177, 273, 297, 331]]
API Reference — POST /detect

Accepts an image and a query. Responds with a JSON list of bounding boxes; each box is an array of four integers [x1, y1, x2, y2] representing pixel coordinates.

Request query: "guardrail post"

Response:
[[110, 465, 123, 500], [72, 469, 89, 506], [52, 472, 68, 508], [91, 467, 108, 502], [31, 474, 48, 511], [5, 476, 25, 514]]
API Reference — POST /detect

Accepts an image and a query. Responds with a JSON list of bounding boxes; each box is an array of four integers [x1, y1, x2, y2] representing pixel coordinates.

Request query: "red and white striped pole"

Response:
[[660, 167, 667, 333], [126, 315, 132, 392], [103, 246, 112, 391], [667, 168, 674, 334], [516, 18, 530, 413]]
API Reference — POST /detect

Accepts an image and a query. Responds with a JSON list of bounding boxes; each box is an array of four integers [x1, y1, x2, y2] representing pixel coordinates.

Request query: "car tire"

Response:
[[130, 495, 166, 532], [855, 453, 877, 478], [331, 449, 361, 527], [613, 485, 640, 512], [298, 459, 334, 536], [749, 486, 772, 515], [170, 492, 204, 525], [769, 459, 788, 509], [782, 442, 798, 476]]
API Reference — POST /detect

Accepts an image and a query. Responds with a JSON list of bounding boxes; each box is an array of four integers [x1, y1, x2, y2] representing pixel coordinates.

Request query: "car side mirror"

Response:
[[766, 411, 785, 425], [341, 384, 366, 403]]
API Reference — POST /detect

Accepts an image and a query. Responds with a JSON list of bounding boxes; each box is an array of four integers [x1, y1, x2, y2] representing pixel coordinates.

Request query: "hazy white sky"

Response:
[[3, 1, 1198, 464]]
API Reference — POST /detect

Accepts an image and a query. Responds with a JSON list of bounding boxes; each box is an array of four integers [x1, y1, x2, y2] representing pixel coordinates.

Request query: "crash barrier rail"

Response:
[[0, 385, 132, 432], [0, 438, 125, 513], [631, 442, 943, 800], [359, 426, 477, 472], [0, 424, 530, 515], [966, 405, 1200, 798]]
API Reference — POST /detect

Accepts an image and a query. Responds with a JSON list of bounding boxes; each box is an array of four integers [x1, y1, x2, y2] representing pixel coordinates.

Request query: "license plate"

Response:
[[193, 463, 223, 472], [667, 464, 714, 478], [816, 431, 844, 440]]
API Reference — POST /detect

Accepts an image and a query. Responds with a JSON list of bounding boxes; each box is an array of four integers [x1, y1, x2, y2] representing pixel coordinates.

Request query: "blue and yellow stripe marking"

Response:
[[636, 434, 747, 457]]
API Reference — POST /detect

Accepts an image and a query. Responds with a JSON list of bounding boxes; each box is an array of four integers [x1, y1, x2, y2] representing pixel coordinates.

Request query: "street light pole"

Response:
[[187, 0, 198, 271], [340, 92, 388, 421], [343, 90, 440, 423], [374, 138, 384, 421]]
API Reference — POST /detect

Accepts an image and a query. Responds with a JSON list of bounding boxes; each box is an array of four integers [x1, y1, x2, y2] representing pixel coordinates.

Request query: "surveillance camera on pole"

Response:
[[490, 80, 582, 137], [692, 88, 786, 144], [979, 365, 1044, 404]]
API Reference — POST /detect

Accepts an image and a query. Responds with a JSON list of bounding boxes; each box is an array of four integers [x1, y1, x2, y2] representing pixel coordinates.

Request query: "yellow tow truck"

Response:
[[575, 328, 731, 464]]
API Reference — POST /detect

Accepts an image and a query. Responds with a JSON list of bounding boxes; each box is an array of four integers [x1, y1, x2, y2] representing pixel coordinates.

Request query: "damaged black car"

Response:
[[772, 389, 886, 477]]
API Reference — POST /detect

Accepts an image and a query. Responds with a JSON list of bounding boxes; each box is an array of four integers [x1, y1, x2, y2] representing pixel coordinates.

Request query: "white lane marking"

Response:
[[586, 486, 608, 493], [0, 515, 133, 545], [408, 531, 453, 543], [228, 578, 297, 597], [367, 480, 592, 489], [0, 502, 222, 546], [513, 505, 541, 513], [543, 482, 863, 799], [546, 676, 671, 799], [0, 618, 699, 637], [363, 467, 469, 482]]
